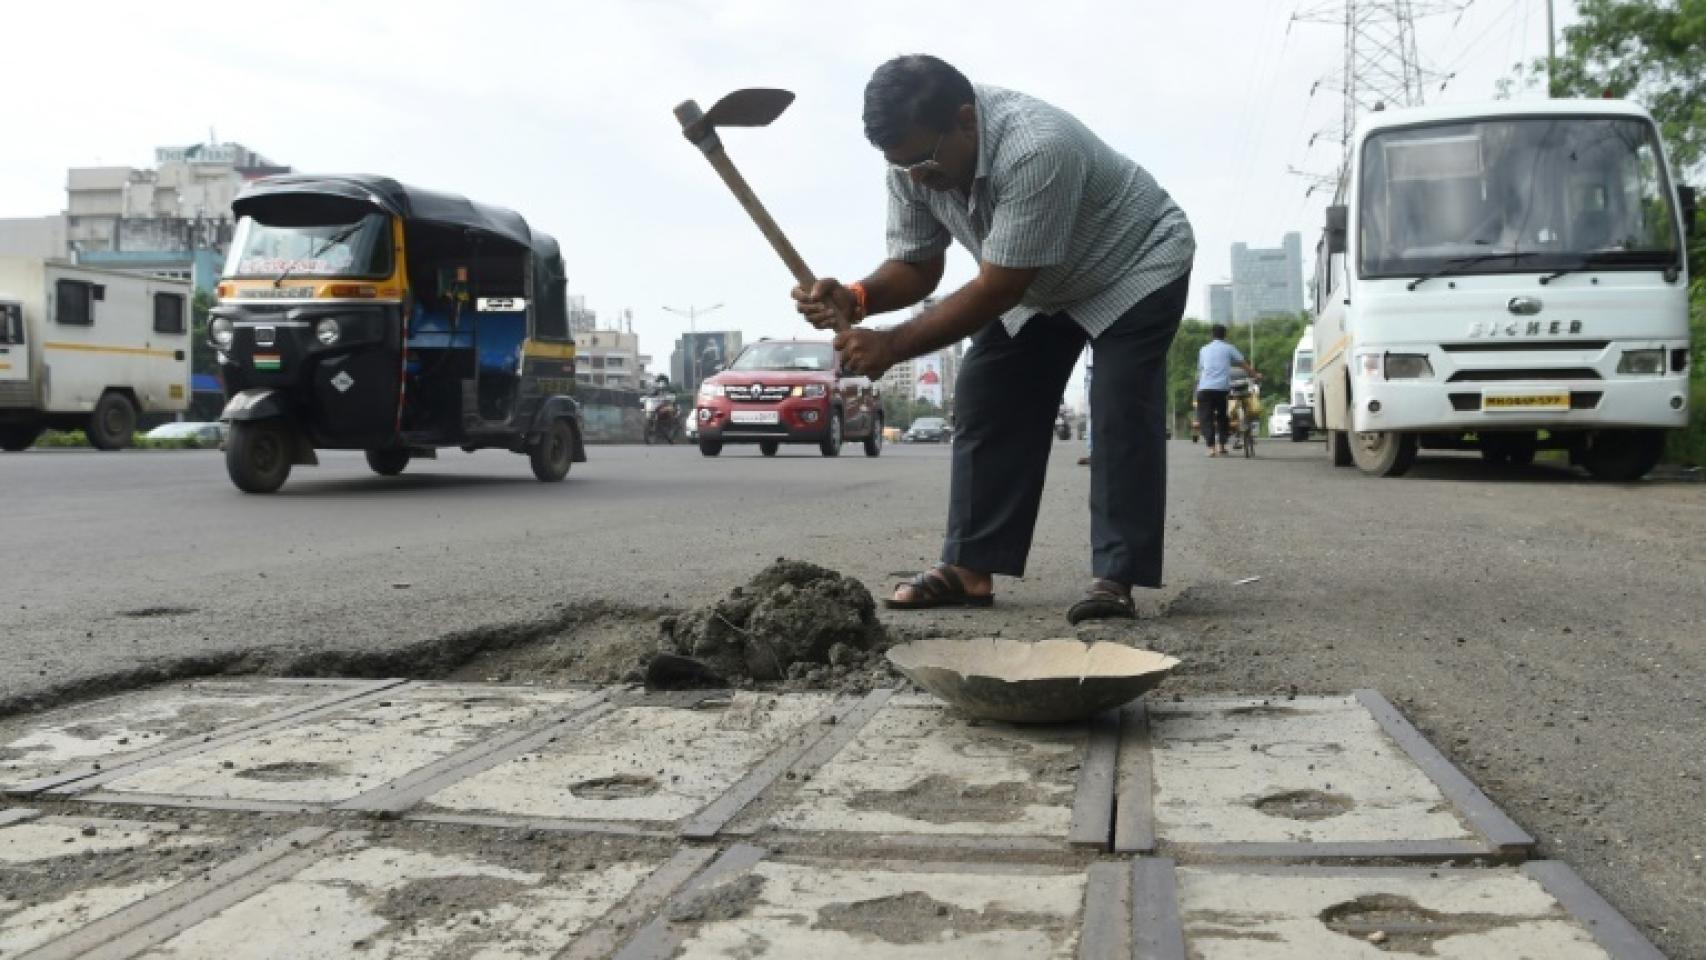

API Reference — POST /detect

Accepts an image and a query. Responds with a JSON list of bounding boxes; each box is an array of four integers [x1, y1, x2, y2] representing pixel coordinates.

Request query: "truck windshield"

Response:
[[223, 213, 392, 280], [1360, 116, 1680, 278], [729, 342, 834, 372], [1294, 353, 1313, 377]]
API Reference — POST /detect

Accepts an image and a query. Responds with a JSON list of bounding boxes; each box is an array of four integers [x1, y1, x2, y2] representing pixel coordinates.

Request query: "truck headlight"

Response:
[[210, 316, 234, 349], [1384, 354, 1434, 379], [314, 317, 341, 346], [1616, 349, 1664, 375], [802, 383, 828, 398], [699, 383, 724, 399]]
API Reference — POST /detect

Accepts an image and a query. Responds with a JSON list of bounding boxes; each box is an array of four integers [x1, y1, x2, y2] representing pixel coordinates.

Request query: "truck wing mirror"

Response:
[[1680, 185, 1698, 240], [1324, 205, 1349, 255]]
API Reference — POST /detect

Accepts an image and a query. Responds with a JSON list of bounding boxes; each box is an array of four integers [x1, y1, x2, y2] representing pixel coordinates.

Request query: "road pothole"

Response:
[[814, 891, 1066, 944], [847, 774, 1042, 824], [117, 606, 198, 619], [1255, 789, 1354, 820]]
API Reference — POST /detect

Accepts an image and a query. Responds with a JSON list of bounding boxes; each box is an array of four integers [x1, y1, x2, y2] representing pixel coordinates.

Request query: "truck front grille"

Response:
[[0, 381, 35, 408]]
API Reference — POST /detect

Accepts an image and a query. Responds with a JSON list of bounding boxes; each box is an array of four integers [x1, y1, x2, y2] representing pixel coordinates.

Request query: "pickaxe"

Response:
[[674, 89, 851, 334]]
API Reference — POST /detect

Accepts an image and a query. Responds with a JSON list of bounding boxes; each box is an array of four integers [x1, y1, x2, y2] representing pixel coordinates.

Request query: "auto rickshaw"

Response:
[[210, 175, 586, 493]]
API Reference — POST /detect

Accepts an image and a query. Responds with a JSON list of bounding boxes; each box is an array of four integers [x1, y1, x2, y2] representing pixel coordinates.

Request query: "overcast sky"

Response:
[[2, 0, 1568, 398]]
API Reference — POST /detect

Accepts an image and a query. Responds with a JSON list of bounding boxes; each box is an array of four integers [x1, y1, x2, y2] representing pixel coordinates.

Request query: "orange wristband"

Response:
[[846, 281, 868, 321]]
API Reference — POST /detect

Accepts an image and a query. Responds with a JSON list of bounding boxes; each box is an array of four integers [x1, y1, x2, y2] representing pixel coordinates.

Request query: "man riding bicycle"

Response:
[[1195, 324, 1258, 457]]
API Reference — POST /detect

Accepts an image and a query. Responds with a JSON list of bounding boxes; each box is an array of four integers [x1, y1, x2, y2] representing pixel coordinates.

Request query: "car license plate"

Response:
[[1483, 393, 1569, 412], [731, 410, 779, 424]]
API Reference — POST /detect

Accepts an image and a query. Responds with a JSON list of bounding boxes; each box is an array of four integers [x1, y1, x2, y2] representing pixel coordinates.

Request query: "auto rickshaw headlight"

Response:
[[210, 316, 234, 349], [314, 318, 341, 346]]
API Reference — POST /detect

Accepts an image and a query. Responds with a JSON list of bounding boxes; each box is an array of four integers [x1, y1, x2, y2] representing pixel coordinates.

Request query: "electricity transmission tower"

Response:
[[1291, 0, 1466, 179]]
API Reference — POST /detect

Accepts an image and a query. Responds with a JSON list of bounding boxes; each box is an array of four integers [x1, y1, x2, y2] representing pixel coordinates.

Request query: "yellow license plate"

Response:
[[1483, 393, 1569, 411]]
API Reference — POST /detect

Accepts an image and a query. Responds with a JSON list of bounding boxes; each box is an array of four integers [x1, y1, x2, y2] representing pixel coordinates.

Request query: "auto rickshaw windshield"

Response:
[[223, 212, 393, 280]]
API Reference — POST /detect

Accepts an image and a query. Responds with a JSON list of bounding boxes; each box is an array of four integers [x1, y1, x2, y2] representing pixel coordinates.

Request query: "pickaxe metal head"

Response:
[[674, 88, 796, 154]]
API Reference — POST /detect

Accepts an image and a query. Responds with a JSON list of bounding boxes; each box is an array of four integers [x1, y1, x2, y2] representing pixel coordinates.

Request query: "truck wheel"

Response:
[[225, 420, 293, 493], [365, 448, 410, 476], [530, 420, 573, 482], [1582, 429, 1663, 483], [699, 437, 722, 457], [863, 416, 883, 457], [87, 392, 137, 450], [1350, 430, 1417, 477], [819, 410, 843, 457], [0, 422, 44, 452], [1328, 429, 1353, 466], [759, 440, 779, 457]]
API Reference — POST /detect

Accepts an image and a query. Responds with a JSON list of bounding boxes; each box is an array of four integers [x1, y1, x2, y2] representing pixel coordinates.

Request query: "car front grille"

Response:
[[1446, 367, 1601, 382], [721, 384, 793, 403]]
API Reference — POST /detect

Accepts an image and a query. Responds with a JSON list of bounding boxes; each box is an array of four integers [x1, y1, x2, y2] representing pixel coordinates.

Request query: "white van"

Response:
[[1289, 324, 1315, 441], [1312, 99, 1694, 479], [0, 259, 192, 451]]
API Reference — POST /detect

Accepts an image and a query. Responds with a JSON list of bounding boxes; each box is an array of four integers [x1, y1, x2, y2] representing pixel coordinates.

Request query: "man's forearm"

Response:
[[858, 257, 943, 316]]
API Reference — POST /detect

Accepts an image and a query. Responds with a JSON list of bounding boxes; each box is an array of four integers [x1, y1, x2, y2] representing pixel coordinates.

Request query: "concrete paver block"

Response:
[[86, 683, 589, 810], [615, 845, 1099, 960], [420, 691, 835, 831], [126, 832, 678, 960], [0, 814, 230, 957], [1154, 863, 1662, 959], [1120, 695, 1532, 858], [741, 694, 1117, 853], [0, 679, 390, 795]]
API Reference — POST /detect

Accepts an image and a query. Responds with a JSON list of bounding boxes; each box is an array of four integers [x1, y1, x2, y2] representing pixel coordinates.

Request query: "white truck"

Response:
[[1289, 324, 1315, 441], [1312, 99, 1695, 480], [0, 259, 192, 451]]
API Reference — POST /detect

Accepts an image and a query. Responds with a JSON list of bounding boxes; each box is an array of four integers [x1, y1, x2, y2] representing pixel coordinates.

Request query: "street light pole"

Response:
[[1545, 0, 1558, 97], [662, 303, 724, 393]]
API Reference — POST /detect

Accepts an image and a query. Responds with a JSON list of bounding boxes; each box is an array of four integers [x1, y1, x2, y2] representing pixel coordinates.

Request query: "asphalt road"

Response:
[[2, 436, 1703, 955]]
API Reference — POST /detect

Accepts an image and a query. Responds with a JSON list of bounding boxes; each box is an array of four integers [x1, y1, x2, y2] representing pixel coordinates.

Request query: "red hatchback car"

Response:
[[694, 339, 883, 457]]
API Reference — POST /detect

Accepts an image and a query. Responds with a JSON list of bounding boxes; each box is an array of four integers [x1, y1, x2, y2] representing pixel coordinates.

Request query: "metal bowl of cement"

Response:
[[885, 637, 1180, 724]]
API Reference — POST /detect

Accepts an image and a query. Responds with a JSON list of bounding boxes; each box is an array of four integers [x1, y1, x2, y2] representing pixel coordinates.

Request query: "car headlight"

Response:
[[802, 383, 828, 398], [699, 383, 724, 398], [1384, 353, 1434, 379], [314, 317, 341, 346], [210, 316, 234, 350], [1616, 349, 1664, 375]]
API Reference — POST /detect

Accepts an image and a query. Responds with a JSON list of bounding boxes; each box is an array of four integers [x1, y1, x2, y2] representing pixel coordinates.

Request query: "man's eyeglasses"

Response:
[[892, 133, 945, 183]]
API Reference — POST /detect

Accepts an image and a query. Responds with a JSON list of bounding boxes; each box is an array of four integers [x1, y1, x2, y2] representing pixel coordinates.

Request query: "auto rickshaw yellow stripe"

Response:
[[523, 340, 576, 360], [44, 342, 178, 359]]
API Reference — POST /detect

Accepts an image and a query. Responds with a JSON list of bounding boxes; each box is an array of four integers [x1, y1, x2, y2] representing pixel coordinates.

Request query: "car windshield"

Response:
[[912, 418, 945, 430], [1360, 116, 1680, 277], [728, 341, 834, 372], [223, 213, 393, 280]]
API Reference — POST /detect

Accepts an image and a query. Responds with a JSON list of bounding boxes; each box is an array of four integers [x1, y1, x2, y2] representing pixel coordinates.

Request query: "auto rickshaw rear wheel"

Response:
[[530, 419, 573, 482], [365, 448, 410, 476], [226, 420, 293, 494]]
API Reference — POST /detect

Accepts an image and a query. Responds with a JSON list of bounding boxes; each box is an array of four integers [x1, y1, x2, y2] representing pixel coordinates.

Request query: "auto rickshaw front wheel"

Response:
[[530, 419, 574, 482], [226, 420, 294, 494], [365, 448, 410, 476]]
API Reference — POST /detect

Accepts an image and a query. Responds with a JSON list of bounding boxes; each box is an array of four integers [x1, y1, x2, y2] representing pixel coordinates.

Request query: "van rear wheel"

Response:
[[0, 422, 44, 452], [226, 420, 293, 494], [87, 392, 137, 450]]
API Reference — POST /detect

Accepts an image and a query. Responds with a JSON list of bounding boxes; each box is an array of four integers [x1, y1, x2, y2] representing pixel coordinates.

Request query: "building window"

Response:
[[153, 292, 186, 334], [56, 279, 94, 326]]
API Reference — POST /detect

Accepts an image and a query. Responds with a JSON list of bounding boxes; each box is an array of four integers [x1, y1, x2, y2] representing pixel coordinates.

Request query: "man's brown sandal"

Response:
[[884, 565, 995, 610], [1067, 579, 1136, 624]]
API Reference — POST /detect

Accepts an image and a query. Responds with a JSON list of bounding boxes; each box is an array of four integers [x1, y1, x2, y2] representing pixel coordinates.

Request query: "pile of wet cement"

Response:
[[651, 559, 892, 689]]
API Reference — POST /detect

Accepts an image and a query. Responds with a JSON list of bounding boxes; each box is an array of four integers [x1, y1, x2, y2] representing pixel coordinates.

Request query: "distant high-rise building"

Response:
[[1230, 232, 1304, 323], [1205, 283, 1234, 324], [670, 331, 743, 394]]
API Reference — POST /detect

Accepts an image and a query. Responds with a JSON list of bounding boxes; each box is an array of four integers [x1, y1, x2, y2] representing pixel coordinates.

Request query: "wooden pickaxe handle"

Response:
[[676, 99, 850, 335]]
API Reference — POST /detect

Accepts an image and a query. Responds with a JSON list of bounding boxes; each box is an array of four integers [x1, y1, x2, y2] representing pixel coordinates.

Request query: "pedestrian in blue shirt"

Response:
[[1197, 325, 1258, 457]]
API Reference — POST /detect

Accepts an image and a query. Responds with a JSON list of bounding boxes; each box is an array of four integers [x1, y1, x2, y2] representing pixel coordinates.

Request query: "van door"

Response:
[[0, 301, 32, 408]]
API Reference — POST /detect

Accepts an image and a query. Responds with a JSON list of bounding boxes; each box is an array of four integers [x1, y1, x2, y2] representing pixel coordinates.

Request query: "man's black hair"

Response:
[[1212, 324, 1228, 339], [863, 55, 975, 150]]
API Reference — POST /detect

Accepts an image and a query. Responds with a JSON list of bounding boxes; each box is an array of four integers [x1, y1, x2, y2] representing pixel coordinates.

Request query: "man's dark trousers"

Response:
[[942, 272, 1188, 589], [1197, 389, 1231, 447]]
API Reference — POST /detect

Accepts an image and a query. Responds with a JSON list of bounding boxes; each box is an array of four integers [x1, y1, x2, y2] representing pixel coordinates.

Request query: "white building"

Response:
[[575, 328, 651, 391]]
